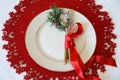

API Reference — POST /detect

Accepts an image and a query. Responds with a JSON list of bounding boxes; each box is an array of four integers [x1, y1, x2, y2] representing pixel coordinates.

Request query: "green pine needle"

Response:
[[47, 5, 66, 31]]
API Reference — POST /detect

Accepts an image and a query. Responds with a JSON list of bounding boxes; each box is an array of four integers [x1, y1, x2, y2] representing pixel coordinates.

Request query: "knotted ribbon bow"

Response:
[[65, 23, 117, 80]]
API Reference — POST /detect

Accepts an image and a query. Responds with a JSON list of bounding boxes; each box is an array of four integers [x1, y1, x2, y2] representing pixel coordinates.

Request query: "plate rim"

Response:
[[25, 8, 97, 72]]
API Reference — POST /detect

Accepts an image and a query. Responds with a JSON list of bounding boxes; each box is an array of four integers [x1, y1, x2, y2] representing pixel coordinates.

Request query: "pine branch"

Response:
[[47, 5, 67, 31]]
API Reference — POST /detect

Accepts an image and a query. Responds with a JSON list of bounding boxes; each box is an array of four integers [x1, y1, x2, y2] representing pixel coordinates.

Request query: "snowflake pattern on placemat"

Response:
[[2, 0, 116, 80]]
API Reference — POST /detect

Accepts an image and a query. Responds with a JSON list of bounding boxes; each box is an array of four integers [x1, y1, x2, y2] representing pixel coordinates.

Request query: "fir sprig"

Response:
[[47, 5, 67, 31]]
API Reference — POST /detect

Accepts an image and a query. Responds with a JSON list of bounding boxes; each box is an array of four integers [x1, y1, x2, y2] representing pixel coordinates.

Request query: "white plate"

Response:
[[25, 9, 96, 72]]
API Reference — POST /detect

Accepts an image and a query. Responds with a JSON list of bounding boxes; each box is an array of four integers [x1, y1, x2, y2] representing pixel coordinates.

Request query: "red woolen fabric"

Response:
[[2, 0, 117, 80]]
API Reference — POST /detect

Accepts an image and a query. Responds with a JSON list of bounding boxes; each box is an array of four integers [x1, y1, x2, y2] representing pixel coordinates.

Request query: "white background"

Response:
[[0, 0, 120, 80]]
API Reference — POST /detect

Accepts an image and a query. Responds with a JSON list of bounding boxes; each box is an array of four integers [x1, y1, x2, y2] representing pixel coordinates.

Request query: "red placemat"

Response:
[[2, 0, 116, 80]]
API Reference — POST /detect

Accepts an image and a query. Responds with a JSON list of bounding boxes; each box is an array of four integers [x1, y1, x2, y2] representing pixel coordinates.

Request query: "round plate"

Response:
[[25, 9, 96, 72]]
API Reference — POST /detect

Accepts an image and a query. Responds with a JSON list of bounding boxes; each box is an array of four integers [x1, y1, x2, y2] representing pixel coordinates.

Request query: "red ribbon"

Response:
[[65, 23, 117, 80]]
